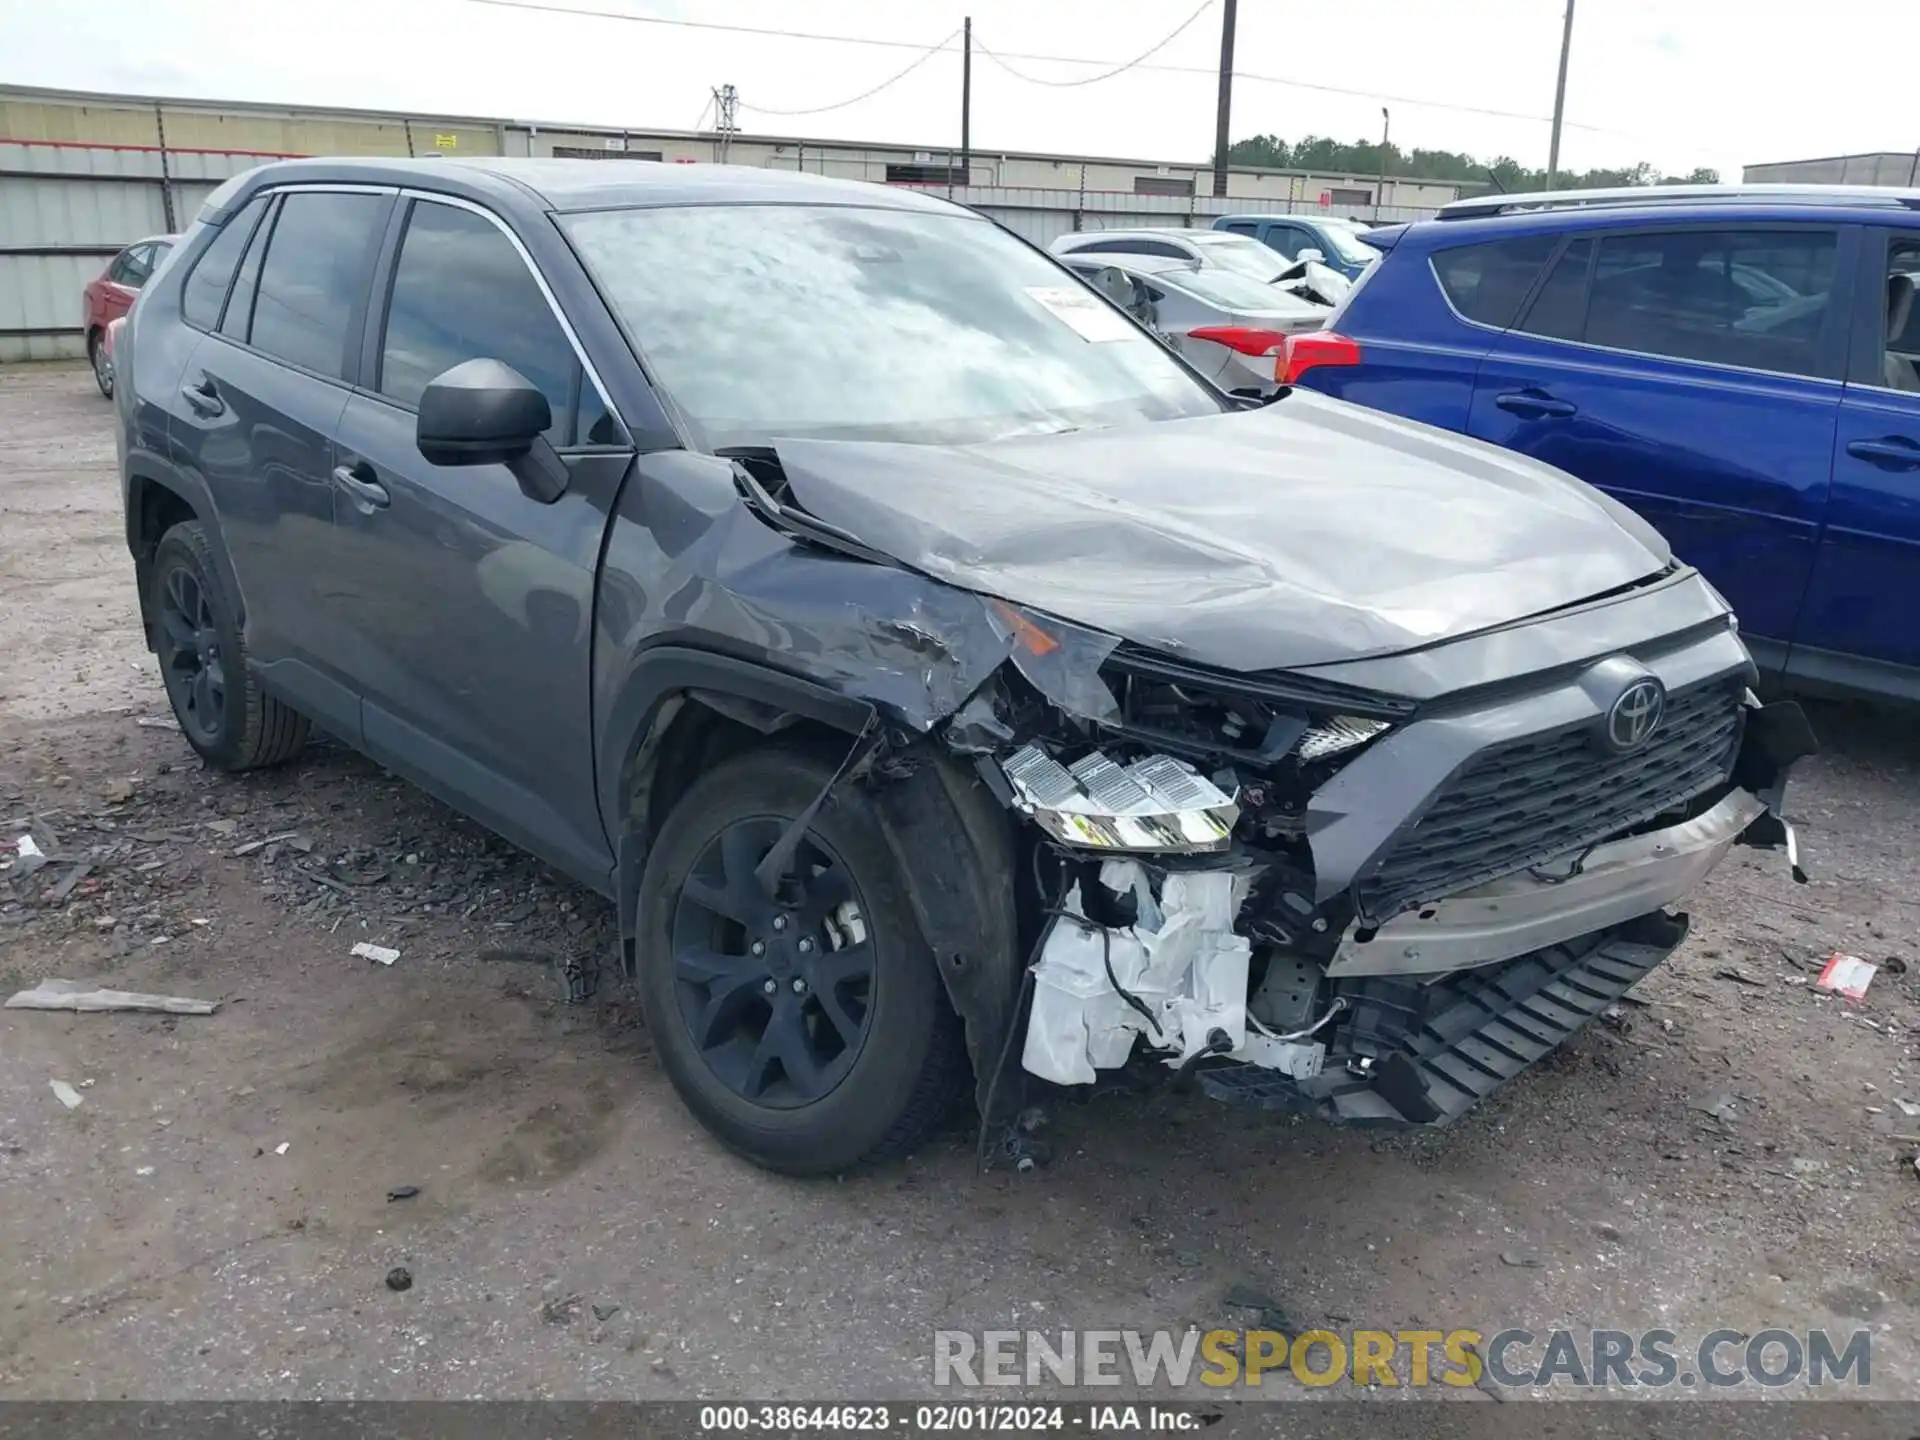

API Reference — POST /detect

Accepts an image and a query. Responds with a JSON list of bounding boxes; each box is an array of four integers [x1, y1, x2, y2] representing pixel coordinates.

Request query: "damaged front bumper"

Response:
[[1326, 786, 1769, 978], [991, 680, 1815, 1130]]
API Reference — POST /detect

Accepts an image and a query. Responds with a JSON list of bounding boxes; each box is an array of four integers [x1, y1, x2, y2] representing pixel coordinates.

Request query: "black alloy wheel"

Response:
[[157, 562, 227, 749], [147, 521, 309, 772], [635, 745, 967, 1175], [670, 818, 877, 1108]]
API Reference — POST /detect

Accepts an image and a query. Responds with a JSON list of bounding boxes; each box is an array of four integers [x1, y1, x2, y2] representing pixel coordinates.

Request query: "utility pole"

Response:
[[1376, 107, 1390, 220], [1211, 0, 1236, 198], [712, 83, 739, 165], [960, 16, 972, 188], [1545, 0, 1575, 189]]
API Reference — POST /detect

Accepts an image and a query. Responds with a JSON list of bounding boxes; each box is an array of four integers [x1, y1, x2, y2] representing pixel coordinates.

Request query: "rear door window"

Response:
[[1431, 234, 1558, 328], [374, 199, 599, 444], [220, 196, 276, 342], [181, 195, 269, 330], [1516, 238, 1593, 341], [1583, 228, 1839, 378], [247, 190, 386, 379]]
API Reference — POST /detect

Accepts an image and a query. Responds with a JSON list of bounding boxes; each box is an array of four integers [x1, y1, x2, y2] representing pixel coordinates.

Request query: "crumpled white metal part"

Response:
[[1021, 862, 1252, 1086]]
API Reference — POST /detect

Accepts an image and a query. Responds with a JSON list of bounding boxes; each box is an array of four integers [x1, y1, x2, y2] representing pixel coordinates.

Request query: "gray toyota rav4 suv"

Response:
[[114, 157, 1815, 1174]]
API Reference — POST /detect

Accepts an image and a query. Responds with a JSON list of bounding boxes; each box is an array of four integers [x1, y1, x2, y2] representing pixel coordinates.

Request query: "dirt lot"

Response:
[[1, 364, 1917, 1402]]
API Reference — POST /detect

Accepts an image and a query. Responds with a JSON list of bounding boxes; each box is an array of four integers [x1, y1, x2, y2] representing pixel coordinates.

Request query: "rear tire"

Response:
[[635, 745, 967, 1175], [150, 520, 309, 772]]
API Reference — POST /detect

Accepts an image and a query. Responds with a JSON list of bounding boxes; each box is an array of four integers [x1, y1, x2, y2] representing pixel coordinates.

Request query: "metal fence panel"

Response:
[[0, 174, 170, 246], [0, 252, 95, 359]]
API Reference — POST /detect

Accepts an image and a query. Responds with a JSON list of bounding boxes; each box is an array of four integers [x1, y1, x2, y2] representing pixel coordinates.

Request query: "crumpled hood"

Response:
[[774, 391, 1672, 673]]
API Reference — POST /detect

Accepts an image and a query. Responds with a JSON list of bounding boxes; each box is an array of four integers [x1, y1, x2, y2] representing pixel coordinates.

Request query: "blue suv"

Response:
[[1290, 186, 1920, 704]]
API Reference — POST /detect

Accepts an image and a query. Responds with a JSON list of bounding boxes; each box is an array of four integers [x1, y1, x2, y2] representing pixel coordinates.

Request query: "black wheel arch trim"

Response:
[[606, 646, 877, 972], [605, 646, 1021, 1114], [123, 454, 246, 644]]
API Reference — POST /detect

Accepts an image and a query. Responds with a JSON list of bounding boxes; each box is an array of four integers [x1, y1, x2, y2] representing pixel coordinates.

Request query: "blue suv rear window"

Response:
[[1431, 235, 1557, 328]]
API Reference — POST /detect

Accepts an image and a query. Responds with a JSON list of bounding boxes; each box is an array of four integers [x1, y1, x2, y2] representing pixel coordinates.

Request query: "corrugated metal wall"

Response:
[[1743, 153, 1920, 187], [0, 140, 272, 360], [2, 84, 1441, 362]]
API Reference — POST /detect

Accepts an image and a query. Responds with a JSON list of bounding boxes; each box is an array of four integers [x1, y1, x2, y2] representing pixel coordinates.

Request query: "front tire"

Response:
[[88, 331, 113, 398], [150, 520, 310, 772], [635, 745, 967, 1175]]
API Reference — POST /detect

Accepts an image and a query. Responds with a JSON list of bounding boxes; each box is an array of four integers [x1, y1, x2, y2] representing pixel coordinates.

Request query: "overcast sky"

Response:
[[0, 0, 1908, 180]]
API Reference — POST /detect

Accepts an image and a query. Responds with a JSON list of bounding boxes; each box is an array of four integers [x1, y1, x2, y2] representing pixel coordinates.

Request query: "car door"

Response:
[[1791, 225, 1920, 693], [325, 194, 633, 885], [1466, 222, 1851, 654], [170, 185, 394, 737]]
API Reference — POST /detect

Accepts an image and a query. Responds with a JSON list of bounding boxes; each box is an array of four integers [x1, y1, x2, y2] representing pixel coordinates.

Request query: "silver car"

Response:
[[1050, 227, 1293, 283], [1063, 252, 1330, 395]]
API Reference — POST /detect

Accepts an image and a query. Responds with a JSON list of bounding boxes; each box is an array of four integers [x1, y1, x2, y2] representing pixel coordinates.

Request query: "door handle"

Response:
[[1845, 436, 1920, 469], [179, 375, 224, 417], [331, 463, 390, 509], [1494, 390, 1578, 419]]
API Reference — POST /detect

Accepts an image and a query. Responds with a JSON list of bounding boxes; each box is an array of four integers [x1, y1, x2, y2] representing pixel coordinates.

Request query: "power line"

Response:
[[740, 27, 961, 117], [975, 1, 1213, 88], [452, 0, 1658, 143], [460, 0, 952, 51]]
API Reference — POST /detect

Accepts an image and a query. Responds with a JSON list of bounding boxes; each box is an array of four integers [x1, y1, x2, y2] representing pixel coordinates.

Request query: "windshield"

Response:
[[1318, 224, 1381, 266], [1188, 233, 1293, 280], [1162, 266, 1308, 311], [565, 205, 1226, 448]]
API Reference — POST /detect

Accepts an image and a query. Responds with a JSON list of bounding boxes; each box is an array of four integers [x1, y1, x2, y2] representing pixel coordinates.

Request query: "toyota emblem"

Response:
[[1604, 677, 1666, 753]]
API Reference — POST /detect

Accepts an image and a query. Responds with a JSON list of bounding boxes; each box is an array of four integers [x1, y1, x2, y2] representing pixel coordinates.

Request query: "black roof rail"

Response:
[[1435, 183, 1920, 221]]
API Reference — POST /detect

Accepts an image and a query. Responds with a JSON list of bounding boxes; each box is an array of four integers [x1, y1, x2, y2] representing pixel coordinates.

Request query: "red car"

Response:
[[83, 235, 175, 397]]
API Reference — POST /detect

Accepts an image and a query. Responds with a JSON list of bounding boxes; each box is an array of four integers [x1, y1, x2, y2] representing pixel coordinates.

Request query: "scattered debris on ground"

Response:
[[7, 978, 218, 1014], [1817, 952, 1878, 1001]]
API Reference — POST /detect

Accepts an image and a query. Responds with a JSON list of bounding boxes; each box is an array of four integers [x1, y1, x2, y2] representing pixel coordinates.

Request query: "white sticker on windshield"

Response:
[[1024, 285, 1136, 343]]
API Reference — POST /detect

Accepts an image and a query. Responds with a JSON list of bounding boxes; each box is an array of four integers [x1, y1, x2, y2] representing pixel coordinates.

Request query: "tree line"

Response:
[[1226, 134, 1719, 192]]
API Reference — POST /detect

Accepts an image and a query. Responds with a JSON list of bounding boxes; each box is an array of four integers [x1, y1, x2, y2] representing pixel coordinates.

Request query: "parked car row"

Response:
[[107, 157, 1810, 1174], [1288, 185, 1920, 705]]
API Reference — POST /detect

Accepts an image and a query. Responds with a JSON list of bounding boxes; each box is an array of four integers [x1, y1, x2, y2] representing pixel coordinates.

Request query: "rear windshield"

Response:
[[1188, 232, 1290, 280], [1318, 224, 1381, 266], [1161, 266, 1298, 311], [566, 204, 1226, 449]]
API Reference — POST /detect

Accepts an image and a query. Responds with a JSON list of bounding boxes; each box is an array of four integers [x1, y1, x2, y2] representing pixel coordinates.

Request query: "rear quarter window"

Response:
[[1431, 234, 1558, 328], [181, 196, 270, 330]]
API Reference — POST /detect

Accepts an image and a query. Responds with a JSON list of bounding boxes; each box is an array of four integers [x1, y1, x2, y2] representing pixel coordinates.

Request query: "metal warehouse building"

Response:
[[1744, 152, 1920, 187], [0, 83, 1463, 362]]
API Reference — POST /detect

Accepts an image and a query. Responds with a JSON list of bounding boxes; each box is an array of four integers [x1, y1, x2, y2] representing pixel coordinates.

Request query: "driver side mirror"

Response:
[[1297, 247, 1326, 265], [417, 357, 568, 503]]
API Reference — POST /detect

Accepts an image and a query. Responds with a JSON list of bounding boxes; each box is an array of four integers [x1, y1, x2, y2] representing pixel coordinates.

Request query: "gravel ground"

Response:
[[1, 365, 1917, 1403]]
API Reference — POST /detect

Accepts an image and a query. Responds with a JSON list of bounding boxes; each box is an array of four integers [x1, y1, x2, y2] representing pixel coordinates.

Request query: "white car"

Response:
[[1050, 227, 1295, 284], [1060, 252, 1329, 396]]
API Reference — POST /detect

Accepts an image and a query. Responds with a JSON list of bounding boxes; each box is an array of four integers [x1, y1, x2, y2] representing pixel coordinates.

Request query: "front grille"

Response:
[[1358, 679, 1745, 918]]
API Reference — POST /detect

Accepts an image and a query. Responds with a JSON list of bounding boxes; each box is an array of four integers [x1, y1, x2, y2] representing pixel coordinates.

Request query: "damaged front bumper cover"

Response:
[[1199, 909, 1692, 1127], [1327, 786, 1769, 978]]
